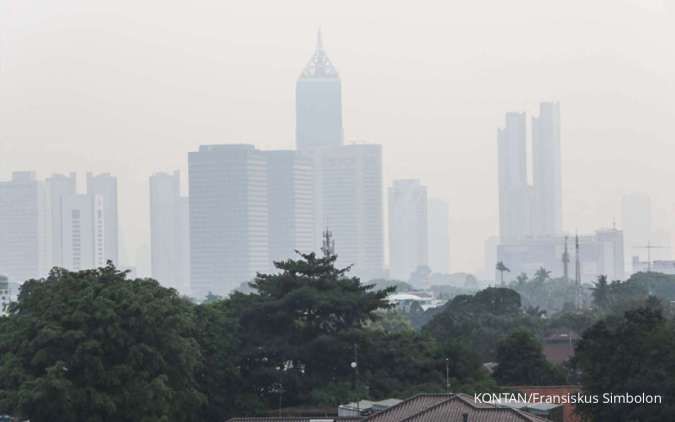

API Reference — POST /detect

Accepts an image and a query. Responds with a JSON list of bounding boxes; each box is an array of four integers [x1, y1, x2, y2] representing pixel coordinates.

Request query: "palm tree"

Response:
[[496, 261, 510, 286]]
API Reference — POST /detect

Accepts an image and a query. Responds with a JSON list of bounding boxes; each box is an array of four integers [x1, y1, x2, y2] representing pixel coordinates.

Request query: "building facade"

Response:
[[86, 172, 119, 265], [388, 179, 428, 280], [532, 102, 562, 237], [150, 171, 190, 295], [428, 198, 450, 274]]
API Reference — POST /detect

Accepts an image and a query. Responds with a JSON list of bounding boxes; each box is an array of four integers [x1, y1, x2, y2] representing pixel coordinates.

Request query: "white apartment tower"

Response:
[[532, 102, 562, 237], [86, 173, 119, 265]]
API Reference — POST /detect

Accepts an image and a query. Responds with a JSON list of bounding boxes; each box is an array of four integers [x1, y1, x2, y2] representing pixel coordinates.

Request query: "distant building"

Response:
[[0, 172, 51, 283], [621, 192, 652, 269], [265, 151, 315, 262], [319, 144, 384, 281], [86, 172, 119, 265], [498, 112, 531, 241], [60, 193, 106, 271], [0, 274, 10, 316], [295, 30, 343, 151], [388, 179, 428, 280], [428, 198, 450, 274], [532, 102, 562, 237], [632, 257, 675, 275], [46, 173, 77, 267], [497, 228, 624, 283], [188, 144, 270, 298], [150, 171, 190, 295]]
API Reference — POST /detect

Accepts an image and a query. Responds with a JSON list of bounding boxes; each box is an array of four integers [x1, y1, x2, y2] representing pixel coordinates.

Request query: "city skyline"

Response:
[[2, 1, 675, 273]]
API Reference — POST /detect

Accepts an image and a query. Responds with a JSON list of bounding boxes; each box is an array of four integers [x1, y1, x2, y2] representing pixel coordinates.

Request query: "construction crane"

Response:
[[633, 241, 667, 272]]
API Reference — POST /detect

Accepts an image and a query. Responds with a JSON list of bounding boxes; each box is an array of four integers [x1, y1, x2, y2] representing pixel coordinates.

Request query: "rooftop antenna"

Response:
[[316, 27, 323, 50], [321, 229, 335, 257]]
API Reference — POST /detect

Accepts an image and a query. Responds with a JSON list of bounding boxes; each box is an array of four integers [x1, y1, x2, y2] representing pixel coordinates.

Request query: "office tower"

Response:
[[265, 151, 315, 262], [388, 179, 428, 280], [46, 173, 77, 267], [296, 30, 343, 151], [0, 172, 50, 283], [621, 192, 652, 268], [60, 194, 106, 271], [319, 144, 384, 281], [532, 102, 562, 237], [188, 145, 269, 298], [150, 171, 190, 295], [86, 173, 119, 265], [497, 112, 530, 241], [428, 198, 450, 274]]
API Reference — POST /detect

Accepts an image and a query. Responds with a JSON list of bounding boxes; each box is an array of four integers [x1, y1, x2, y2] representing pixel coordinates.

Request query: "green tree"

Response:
[[533, 267, 551, 284], [573, 303, 675, 421], [493, 330, 565, 386], [0, 264, 204, 422]]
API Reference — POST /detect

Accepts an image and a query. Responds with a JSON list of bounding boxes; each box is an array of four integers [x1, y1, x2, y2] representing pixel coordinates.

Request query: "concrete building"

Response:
[[0, 274, 10, 316], [532, 102, 562, 237], [295, 30, 343, 151], [86, 173, 119, 265], [428, 198, 450, 274], [150, 171, 190, 295], [497, 112, 531, 241], [621, 192, 652, 268], [319, 144, 384, 281], [0, 172, 51, 283], [265, 151, 315, 262], [60, 193, 106, 271], [46, 173, 77, 268], [188, 144, 269, 298], [497, 228, 624, 283], [388, 179, 428, 280]]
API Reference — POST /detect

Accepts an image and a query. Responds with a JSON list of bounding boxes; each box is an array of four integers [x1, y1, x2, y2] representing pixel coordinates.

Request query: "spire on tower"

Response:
[[317, 28, 323, 50], [300, 30, 338, 79]]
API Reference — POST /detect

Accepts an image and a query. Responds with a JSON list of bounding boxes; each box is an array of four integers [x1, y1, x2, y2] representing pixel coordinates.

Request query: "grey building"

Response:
[[46, 173, 77, 267], [428, 198, 450, 274], [532, 102, 562, 237], [150, 171, 190, 295], [188, 145, 269, 298], [86, 172, 119, 265], [497, 112, 531, 241], [265, 151, 315, 262], [388, 179, 428, 280], [295, 30, 343, 151], [0, 172, 51, 283], [621, 192, 652, 269]]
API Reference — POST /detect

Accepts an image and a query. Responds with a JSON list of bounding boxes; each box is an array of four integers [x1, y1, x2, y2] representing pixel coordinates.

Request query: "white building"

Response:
[[60, 194, 106, 271], [46, 173, 77, 268], [1, 274, 11, 316], [532, 102, 562, 237], [188, 144, 270, 298], [0, 172, 51, 283], [319, 144, 384, 282], [86, 173, 119, 265], [388, 179, 428, 280], [428, 198, 450, 274], [497, 112, 531, 241], [150, 171, 190, 295]]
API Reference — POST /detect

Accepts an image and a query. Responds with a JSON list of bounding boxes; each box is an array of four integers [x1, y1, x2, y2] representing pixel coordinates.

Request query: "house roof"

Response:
[[364, 394, 550, 422]]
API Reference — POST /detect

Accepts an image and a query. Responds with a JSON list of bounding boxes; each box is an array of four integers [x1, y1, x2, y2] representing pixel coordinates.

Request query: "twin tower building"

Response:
[[186, 32, 384, 297]]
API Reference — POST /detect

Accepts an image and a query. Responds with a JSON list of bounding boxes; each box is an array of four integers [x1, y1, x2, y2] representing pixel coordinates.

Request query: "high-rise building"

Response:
[[188, 144, 269, 298], [532, 102, 562, 237], [265, 151, 315, 262], [319, 144, 384, 281], [296, 30, 343, 151], [150, 171, 190, 295], [46, 173, 77, 267], [388, 179, 428, 280], [60, 193, 106, 271], [621, 192, 652, 268], [0, 172, 51, 283], [498, 112, 530, 241], [428, 198, 450, 274], [86, 173, 119, 265]]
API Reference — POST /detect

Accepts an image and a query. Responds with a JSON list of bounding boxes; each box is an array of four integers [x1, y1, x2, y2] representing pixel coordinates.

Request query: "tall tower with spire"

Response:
[[296, 30, 344, 151]]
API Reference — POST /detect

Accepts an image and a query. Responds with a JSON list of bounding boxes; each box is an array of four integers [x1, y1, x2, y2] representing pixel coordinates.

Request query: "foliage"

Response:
[[573, 302, 675, 421], [0, 265, 204, 422], [493, 330, 566, 386]]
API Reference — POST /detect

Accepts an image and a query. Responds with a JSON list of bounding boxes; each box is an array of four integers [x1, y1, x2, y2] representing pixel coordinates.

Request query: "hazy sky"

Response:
[[1, 0, 675, 274]]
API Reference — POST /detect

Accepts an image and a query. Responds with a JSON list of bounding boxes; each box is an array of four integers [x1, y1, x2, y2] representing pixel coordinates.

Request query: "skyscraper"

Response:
[[388, 179, 429, 280], [150, 171, 190, 295], [0, 172, 51, 283], [319, 144, 384, 281], [265, 150, 315, 262], [86, 173, 119, 265], [188, 144, 269, 297], [60, 193, 106, 271], [295, 30, 343, 151], [46, 173, 77, 267], [532, 102, 562, 237], [428, 198, 450, 274], [497, 112, 530, 241]]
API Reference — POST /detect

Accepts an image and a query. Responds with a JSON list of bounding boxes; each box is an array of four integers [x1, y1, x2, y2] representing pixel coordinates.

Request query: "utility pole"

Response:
[[562, 236, 570, 284], [574, 235, 582, 310], [445, 358, 450, 394], [634, 242, 666, 273]]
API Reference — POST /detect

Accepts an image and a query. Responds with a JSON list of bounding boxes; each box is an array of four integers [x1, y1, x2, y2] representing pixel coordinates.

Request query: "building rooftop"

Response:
[[300, 30, 339, 79]]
